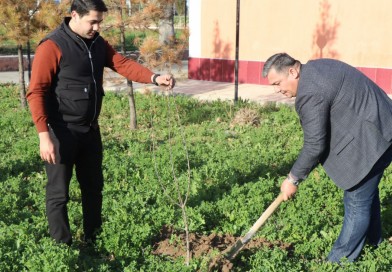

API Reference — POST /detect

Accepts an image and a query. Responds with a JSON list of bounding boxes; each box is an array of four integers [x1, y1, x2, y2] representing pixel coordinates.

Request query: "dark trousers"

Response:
[[45, 125, 104, 245]]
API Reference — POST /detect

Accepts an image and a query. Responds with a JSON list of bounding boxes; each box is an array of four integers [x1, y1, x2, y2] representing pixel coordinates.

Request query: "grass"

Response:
[[1, 84, 392, 271]]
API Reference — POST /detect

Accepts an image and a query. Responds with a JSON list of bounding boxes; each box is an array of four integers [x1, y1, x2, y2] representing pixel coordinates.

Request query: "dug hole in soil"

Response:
[[152, 225, 293, 271]]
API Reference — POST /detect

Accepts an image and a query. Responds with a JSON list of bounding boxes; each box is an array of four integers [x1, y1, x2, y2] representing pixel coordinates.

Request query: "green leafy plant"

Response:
[[1, 84, 392, 271]]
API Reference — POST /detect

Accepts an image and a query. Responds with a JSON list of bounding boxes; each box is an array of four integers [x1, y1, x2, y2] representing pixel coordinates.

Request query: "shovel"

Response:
[[224, 193, 285, 260]]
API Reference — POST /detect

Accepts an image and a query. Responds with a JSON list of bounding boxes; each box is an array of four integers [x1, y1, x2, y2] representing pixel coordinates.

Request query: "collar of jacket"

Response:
[[61, 17, 100, 48]]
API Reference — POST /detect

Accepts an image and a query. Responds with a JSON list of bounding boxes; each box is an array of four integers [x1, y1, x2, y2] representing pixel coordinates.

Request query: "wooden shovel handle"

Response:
[[224, 193, 285, 260], [241, 193, 284, 244]]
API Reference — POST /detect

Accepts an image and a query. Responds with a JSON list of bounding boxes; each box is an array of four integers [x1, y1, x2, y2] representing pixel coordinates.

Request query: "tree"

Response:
[[174, 0, 187, 27], [103, 0, 187, 129], [157, 0, 175, 45], [150, 98, 192, 265], [126, 0, 176, 45], [130, 1, 190, 264], [175, 0, 186, 16], [103, 1, 190, 264], [0, 0, 67, 108], [105, 0, 140, 129], [128, 0, 188, 72]]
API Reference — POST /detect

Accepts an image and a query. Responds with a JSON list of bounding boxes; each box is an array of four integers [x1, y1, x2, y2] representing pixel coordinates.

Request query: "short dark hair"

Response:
[[71, 0, 108, 17], [262, 53, 300, 77]]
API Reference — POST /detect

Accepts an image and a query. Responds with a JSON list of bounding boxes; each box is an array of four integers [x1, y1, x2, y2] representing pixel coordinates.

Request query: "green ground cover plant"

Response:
[[1, 84, 392, 271]]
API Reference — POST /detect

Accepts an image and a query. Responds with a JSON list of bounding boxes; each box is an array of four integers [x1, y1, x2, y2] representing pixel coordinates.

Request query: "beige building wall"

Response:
[[189, 0, 392, 92], [197, 0, 392, 67]]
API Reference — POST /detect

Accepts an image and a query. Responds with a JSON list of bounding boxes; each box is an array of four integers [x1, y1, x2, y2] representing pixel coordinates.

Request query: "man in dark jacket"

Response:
[[27, 0, 175, 245], [262, 53, 392, 262]]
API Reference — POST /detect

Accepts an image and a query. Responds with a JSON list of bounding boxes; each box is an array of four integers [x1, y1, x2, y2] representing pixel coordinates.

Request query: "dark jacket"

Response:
[[291, 59, 392, 190]]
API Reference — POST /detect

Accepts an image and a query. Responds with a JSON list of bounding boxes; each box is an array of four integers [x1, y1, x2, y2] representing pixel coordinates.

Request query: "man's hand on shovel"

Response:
[[209, 174, 300, 270], [209, 191, 289, 270], [281, 176, 298, 201]]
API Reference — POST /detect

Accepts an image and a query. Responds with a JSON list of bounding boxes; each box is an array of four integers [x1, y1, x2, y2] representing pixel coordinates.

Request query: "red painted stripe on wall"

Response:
[[189, 57, 392, 94]]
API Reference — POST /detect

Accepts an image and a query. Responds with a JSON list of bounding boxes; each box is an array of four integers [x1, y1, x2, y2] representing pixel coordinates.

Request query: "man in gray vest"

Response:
[[262, 53, 392, 262]]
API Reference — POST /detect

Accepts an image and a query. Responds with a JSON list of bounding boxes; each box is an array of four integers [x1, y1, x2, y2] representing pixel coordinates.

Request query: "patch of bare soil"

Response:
[[152, 225, 293, 271]]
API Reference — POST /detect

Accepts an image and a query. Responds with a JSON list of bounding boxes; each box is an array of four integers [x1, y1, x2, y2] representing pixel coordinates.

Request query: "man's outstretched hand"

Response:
[[156, 74, 176, 90]]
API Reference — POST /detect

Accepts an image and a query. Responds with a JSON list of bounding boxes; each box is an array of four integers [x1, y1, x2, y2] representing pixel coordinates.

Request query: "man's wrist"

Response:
[[152, 74, 160, 86], [287, 173, 301, 186], [39, 131, 50, 139]]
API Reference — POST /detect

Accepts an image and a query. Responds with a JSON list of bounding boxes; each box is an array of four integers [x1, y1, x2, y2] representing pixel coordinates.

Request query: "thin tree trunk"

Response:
[[128, 80, 137, 129], [17, 44, 27, 108], [159, 3, 175, 45], [119, 2, 137, 129], [181, 203, 190, 265], [27, 40, 31, 81], [119, 6, 126, 54]]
